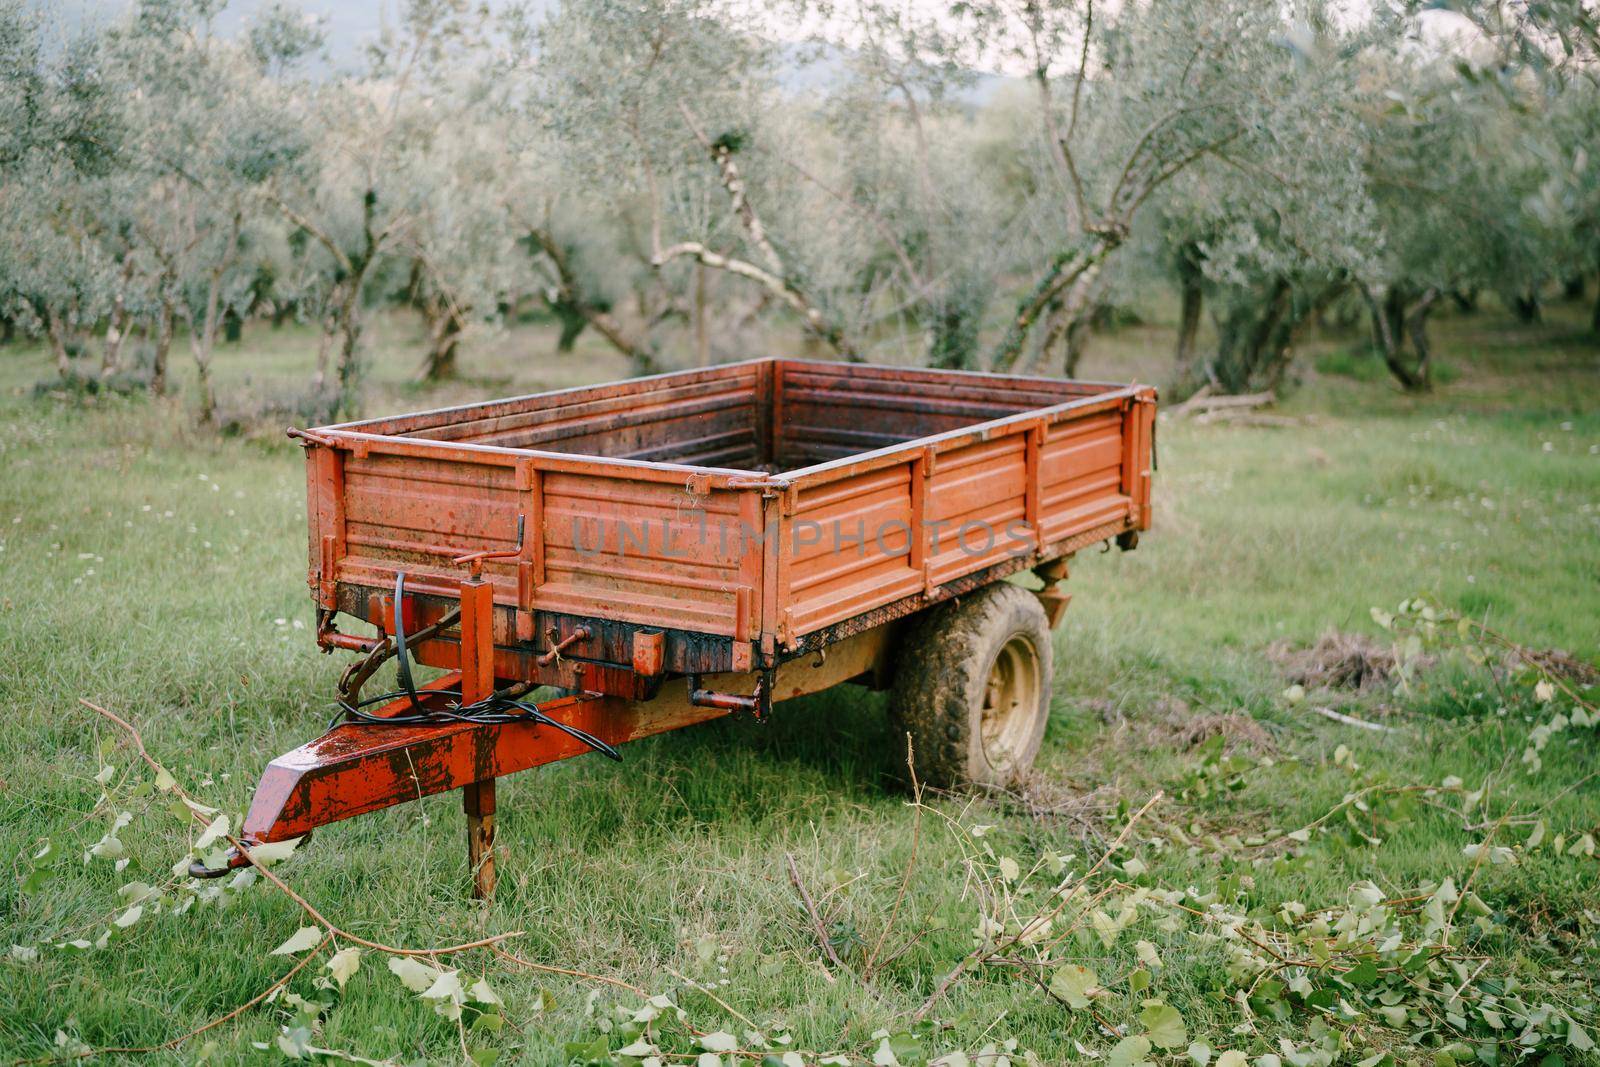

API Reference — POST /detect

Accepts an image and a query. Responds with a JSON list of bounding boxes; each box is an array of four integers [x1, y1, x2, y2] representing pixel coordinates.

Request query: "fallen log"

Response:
[[1169, 387, 1277, 418]]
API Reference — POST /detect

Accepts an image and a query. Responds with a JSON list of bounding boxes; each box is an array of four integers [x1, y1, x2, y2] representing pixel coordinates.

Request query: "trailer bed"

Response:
[[296, 358, 1155, 688]]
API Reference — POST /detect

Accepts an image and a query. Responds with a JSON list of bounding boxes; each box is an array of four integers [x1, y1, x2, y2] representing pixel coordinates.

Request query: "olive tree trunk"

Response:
[[550, 298, 589, 353], [99, 257, 138, 379], [989, 237, 1116, 372], [1511, 291, 1541, 324], [419, 295, 466, 381], [149, 294, 176, 397], [1173, 249, 1205, 386], [1593, 250, 1600, 335], [45, 305, 76, 379], [189, 211, 244, 425], [1359, 283, 1440, 393], [1206, 278, 1345, 393]]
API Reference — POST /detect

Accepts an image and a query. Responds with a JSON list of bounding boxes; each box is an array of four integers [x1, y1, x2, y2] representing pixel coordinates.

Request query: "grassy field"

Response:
[[1, 302, 1597, 1065]]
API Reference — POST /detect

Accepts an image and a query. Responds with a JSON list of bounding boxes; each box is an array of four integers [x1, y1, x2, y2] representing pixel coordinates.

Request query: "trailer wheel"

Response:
[[889, 583, 1053, 790]]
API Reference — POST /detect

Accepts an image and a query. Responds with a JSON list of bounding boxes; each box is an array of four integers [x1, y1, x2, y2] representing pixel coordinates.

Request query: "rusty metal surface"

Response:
[[774, 361, 1110, 467], [333, 586, 743, 694], [782, 515, 1131, 655], [237, 627, 892, 846], [297, 358, 1155, 671]]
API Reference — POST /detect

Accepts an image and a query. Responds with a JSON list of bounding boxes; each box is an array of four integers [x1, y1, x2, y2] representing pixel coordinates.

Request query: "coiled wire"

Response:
[[325, 572, 621, 762]]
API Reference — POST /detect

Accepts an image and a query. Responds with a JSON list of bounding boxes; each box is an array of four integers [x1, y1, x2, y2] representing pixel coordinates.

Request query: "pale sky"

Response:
[[40, 0, 1495, 79]]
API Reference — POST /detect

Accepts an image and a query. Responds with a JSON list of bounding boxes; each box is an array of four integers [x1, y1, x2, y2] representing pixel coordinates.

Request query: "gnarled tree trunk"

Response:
[[45, 305, 76, 380], [1511, 290, 1541, 324], [550, 298, 589, 353], [530, 226, 659, 374], [1173, 246, 1205, 386], [989, 237, 1115, 372], [1210, 279, 1290, 394], [1062, 311, 1092, 378], [149, 294, 176, 397], [1593, 250, 1600, 335], [99, 257, 137, 379], [334, 288, 365, 419], [1031, 268, 1103, 378], [926, 287, 986, 371], [419, 295, 466, 381], [189, 211, 244, 426], [1359, 283, 1439, 393], [1206, 278, 1345, 393]]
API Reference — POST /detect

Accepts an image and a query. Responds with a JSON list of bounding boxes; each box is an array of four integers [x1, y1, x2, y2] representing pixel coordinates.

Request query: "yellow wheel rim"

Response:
[[979, 634, 1042, 772]]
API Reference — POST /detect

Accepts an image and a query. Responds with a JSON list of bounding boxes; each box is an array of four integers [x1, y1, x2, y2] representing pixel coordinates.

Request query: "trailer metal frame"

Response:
[[204, 359, 1155, 896]]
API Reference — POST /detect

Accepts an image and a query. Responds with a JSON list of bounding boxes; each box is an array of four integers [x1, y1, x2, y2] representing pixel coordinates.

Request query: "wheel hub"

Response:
[[979, 634, 1042, 771]]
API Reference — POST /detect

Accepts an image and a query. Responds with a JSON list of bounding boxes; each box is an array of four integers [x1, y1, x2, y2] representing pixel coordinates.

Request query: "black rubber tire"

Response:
[[888, 582, 1053, 790]]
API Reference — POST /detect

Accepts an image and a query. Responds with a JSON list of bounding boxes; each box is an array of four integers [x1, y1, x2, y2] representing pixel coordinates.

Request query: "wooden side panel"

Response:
[[337, 450, 523, 603], [925, 434, 1030, 586], [326, 444, 758, 641], [539, 472, 752, 637], [776, 362, 1101, 468], [782, 463, 923, 636], [778, 390, 1152, 645], [363, 364, 764, 469], [1038, 409, 1132, 544]]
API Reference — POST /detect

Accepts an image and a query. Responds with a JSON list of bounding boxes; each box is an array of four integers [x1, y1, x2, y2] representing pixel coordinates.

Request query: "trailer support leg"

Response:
[[464, 778, 496, 899], [459, 574, 498, 900], [1032, 556, 1073, 629]]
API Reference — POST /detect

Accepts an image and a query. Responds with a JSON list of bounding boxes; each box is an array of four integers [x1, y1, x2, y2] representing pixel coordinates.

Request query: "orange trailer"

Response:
[[202, 359, 1155, 896]]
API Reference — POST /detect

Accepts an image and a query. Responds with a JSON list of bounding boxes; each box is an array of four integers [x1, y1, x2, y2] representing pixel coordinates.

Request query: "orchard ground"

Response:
[[1, 301, 1597, 1064]]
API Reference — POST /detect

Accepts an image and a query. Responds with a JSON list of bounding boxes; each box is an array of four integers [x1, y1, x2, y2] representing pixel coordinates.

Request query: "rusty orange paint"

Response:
[[234, 627, 894, 851], [217, 360, 1158, 877], [296, 358, 1155, 673]]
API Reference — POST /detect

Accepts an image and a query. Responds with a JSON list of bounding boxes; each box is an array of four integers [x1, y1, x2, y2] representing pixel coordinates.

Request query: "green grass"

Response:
[[1, 303, 1597, 1064]]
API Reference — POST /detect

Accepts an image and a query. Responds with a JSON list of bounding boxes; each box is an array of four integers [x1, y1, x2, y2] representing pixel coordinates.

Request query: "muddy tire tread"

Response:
[[888, 582, 1052, 790]]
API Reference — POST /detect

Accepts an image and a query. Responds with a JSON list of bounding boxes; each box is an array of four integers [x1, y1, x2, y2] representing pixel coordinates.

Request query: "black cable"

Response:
[[326, 688, 621, 761], [323, 571, 622, 762], [393, 572, 424, 714]]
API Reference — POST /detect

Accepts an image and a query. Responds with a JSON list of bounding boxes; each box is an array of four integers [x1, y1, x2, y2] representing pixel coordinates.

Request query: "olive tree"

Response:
[[531, 0, 866, 364], [399, 102, 527, 382], [1, 0, 322, 413], [1461, 0, 1600, 332], [1124, 14, 1375, 394], [262, 1, 495, 415], [1346, 42, 1527, 391], [936, 0, 1347, 374], [0, 5, 123, 380], [785, 1, 1012, 368], [97, 1, 314, 417]]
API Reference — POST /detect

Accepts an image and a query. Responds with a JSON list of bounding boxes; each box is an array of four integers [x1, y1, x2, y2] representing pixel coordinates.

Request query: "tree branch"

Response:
[[524, 220, 658, 370], [989, 239, 1111, 372], [653, 239, 847, 351], [1060, 0, 1094, 227], [666, 103, 856, 359], [264, 186, 352, 275], [777, 154, 928, 297], [1110, 102, 1229, 215], [79, 699, 524, 960], [1117, 126, 1243, 221]]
